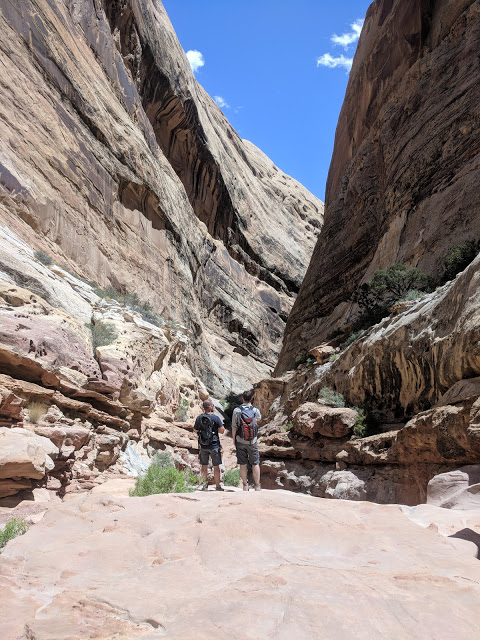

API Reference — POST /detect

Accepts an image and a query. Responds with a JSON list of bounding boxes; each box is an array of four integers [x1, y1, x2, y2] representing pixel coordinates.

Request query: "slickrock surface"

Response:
[[1, 489, 480, 640], [277, 0, 479, 372], [0, 0, 322, 394]]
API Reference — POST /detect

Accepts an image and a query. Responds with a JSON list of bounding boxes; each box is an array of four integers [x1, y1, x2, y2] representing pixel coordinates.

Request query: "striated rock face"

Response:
[[0, 0, 323, 395], [277, 0, 479, 373], [2, 489, 480, 639], [0, 229, 241, 497]]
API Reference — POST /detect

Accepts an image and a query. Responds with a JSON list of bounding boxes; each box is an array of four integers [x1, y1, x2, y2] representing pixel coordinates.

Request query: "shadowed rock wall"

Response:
[[277, 0, 479, 373], [0, 0, 323, 394]]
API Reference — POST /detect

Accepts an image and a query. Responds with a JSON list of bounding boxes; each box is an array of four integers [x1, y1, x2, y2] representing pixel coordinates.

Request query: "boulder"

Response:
[[0, 427, 58, 483], [308, 344, 336, 364], [292, 402, 356, 439], [427, 466, 480, 510]]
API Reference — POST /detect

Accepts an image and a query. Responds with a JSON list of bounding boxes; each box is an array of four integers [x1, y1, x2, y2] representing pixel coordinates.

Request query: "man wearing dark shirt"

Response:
[[194, 398, 225, 491]]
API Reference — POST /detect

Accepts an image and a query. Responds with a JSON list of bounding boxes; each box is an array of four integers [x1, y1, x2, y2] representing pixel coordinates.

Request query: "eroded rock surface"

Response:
[[1, 490, 480, 640], [0, 0, 322, 395], [278, 0, 479, 373]]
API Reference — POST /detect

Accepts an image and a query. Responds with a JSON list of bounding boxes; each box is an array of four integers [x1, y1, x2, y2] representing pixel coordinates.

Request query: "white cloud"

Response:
[[316, 53, 353, 72], [186, 50, 204, 73], [214, 96, 229, 109], [331, 19, 364, 49]]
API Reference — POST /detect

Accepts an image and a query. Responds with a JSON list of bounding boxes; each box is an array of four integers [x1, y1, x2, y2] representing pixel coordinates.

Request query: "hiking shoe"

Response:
[[215, 485, 224, 491], [242, 484, 249, 491], [254, 484, 262, 491]]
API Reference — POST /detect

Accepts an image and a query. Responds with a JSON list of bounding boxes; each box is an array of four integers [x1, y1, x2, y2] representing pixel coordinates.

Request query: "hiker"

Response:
[[232, 390, 261, 491], [194, 398, 225, 491]]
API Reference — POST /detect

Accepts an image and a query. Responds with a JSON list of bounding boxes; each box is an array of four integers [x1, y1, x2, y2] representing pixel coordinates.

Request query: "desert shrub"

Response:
[[293, 352, 315, 369], [175, 395, 190, 421], [344, 329, 366, 348], [328, 353, 339, 362], [26, 401, 48, 424], [401, 289, 427, 302], [34, 249, 53, 266], [223, 468, 241, 487], [351, 264, 433, 325], [89, 321, 118, 351], [93, 285, 121, 301], [318, 387, 345, 408], [130, 454, 200, 496], [282, 420, 293, 432], [0, 517, 28, 549], [352, 408, 368, 438], [443, 240, 480, 282]]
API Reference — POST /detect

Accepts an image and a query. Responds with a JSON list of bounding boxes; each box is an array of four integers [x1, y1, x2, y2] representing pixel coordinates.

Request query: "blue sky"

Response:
[[162, 0, 372, 201]]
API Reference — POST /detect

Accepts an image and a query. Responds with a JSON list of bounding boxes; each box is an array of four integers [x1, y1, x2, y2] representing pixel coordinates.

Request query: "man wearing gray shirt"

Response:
[[232, 389, 262, 491]]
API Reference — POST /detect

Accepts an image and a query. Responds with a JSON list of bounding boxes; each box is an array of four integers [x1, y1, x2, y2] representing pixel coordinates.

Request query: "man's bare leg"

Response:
[[240, 464, 248, 489], [213, 465, 221, 487], [201, 465, 208, 489], [252, 464, 261, 489]]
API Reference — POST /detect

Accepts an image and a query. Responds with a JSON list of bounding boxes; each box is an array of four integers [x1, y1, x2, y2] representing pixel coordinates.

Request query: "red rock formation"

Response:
[[0, 0, 323, 395], [277, 0, 480, 373]]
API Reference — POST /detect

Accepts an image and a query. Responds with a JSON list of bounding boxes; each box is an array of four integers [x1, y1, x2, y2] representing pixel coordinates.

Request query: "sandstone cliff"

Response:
[[277, 0, 479, 373], [0, 0, 323, 396], [257, 0, 480, 505]]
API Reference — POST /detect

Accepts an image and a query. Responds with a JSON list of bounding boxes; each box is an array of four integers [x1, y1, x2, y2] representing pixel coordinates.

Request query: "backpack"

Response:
[[197, 414, 215, 447], [237, 405, 258, 441]]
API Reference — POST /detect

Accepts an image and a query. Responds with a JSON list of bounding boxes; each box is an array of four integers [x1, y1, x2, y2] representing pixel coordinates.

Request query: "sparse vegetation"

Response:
[[88, 320, 118, 351], [318, 387, 345, 408], [26, 401, 48, 424], [0, 517, 28, 549], [352, 408, 368, 438], [328, 353, 339, 362], [282, 420, 293, 432], [351, 264, 434, 325], [401, 289, 427, 302], [129, 452, 200, 496], [223, 468, 241, 487], [34, 249, 53, 266], [443, 240, 480, 282], [344, 329, 366, 348], [174, 395, 190, 422]]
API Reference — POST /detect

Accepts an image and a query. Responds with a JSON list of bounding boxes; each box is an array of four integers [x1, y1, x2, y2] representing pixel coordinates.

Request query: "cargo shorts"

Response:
[[199, 447, 222, 466], [236, 438, 260, 465]]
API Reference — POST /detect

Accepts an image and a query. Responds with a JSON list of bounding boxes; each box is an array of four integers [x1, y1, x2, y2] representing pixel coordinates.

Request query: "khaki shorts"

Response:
[[236, 440, 260, 465]]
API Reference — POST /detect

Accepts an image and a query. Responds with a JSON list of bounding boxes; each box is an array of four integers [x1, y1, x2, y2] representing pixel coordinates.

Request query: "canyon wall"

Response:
[[277, 0, 479, 373], [0, 0, 323, 396], [257, 0, 480, 504]]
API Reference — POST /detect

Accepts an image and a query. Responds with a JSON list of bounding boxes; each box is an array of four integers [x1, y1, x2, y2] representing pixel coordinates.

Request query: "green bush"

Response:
[[352, 408, 367, 438], [34, 249, 53, 266], [328, 353, 339, 362], [175, 396, 190, 421], [282, 420, 293, 432], [130, 454, 200, 496], [444, 240, 480, 282], [351, 264, 433, 324], [401, 289, 427, 302], [89, 321, 118, 351], [223, 468, 241, 487], [318, 387, 345, 408], [344, 329, 366, 348], [0, 517, 28, 549]]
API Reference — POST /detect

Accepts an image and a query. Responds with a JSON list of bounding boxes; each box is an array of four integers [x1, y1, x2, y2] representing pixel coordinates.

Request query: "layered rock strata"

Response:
[[0, 228, 239, 498], [0, 0, 323, 395], [277, 0, 479, 373], [256, 255, 480, 504]]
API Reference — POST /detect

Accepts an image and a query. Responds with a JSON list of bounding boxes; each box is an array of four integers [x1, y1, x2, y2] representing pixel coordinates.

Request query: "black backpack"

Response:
[[197, 414, 215, 447], [238, 405, 258, 441]]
